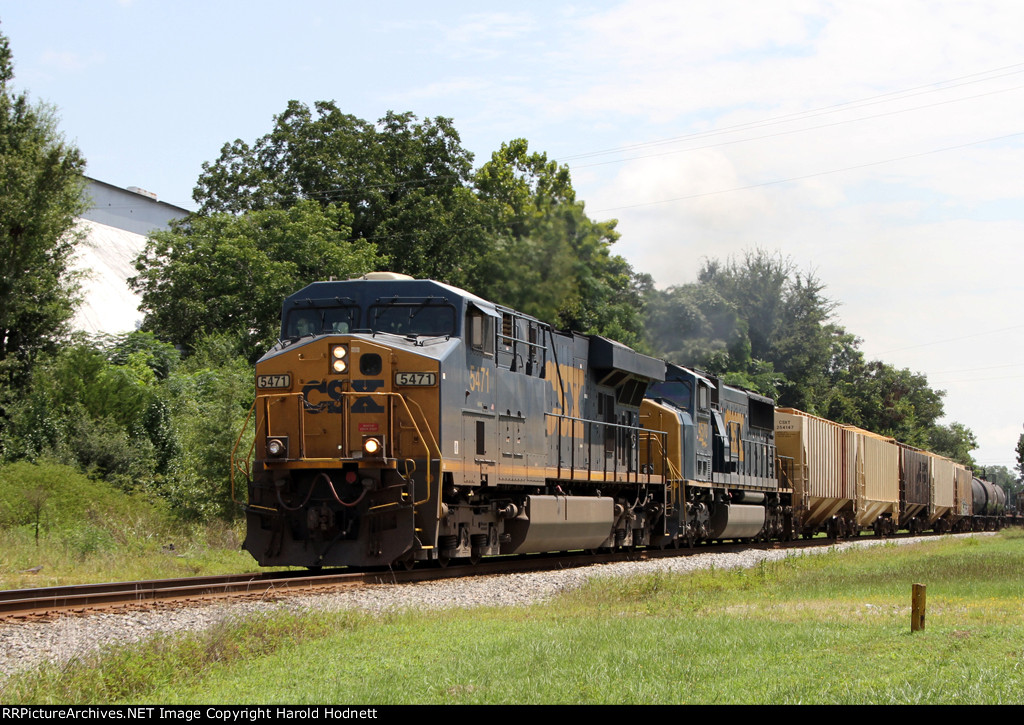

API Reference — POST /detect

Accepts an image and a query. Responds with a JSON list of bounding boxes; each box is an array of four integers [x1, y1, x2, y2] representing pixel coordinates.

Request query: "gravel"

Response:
[[0, 535, 983, 682]]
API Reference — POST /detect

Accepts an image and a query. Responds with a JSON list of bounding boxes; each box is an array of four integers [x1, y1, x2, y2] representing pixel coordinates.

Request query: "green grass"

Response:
[[0, 460, 258, 590], [4, 530, 1022, 704], [0, 518, 256, 589]]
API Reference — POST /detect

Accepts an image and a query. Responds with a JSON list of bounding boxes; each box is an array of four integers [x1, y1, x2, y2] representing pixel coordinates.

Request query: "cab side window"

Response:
[[468, 308, 494, 355]]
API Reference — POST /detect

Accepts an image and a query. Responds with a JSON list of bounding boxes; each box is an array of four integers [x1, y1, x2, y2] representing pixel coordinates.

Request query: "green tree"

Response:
[[471, 140, 646, 347], [193, 103, 483, 284], [836, 361, 944, 448], [643, 250, 837, 398], [193, 107, 648, 344], [927, 421, 978, 469], [692, 250, 841, 408], [641, 248, 963, 453], [643, 283, 749, 369], [0, 333, 180, 491], [162, 333, 254, 520], [1015, 430, 1024, 484], [131, 201, 380, 360], [0, 25, 87, 400]]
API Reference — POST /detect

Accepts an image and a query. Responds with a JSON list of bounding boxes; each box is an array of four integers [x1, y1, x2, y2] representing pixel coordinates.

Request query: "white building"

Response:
[[72, 178, 189, 335]]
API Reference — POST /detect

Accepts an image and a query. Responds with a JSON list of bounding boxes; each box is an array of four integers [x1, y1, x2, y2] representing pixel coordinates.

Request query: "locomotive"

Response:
[[638, 363, 788, 545], [233, 272, 669, 568], [232, 273, 1009, 569]]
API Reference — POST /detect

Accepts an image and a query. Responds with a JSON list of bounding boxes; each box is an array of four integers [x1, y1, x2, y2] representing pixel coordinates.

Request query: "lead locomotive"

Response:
[[234, 273, 667, 568]]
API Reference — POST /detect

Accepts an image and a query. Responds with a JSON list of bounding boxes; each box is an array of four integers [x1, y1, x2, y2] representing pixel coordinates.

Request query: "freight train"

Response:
[[231, 273, 1010, 569]]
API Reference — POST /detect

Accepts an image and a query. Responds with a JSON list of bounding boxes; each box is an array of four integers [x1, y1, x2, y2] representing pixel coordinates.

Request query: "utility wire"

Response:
[[558, 62, 1024, 163], [876, 323, 1024, 355], [591, 131, 1024, 213], [569, 84, 1024, 170]]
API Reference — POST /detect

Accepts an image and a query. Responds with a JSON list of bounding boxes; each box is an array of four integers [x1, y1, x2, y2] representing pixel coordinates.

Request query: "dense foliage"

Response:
[[0, 26, 87, 408], [0, 332, 252, 520], [645, 249, 978, 465], [194, 104, 485, 285], [188, 105, 646, 349], [131, 201, 380, 360], [470, 140, 647, 346]]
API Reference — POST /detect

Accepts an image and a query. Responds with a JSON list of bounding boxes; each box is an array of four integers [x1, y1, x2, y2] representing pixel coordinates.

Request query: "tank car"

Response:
[[232, 273, 668, 568], [970, 477, 1006, 530], [639, 363, 788, 544]]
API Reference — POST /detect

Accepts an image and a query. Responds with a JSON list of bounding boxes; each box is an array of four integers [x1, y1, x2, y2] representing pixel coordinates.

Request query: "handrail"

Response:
[[230, 399, 258, 506], [546, 410, 668, 485], [637, 429, 683, 483], [236, 389, 441, 514]]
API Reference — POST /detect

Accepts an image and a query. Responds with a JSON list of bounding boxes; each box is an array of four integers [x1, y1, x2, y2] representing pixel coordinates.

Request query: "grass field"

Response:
[[0, 461, 259, 591], [3, 529, 1022, 705]]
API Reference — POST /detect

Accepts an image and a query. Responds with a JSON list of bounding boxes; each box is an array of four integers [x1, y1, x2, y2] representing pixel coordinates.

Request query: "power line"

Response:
[[924, 362, 1024, 376], [876, 323, 1024, 355], [558, 62, 1024, 164], [928, 374, 1024, 385], [590, 131, 1024, 214], [568, 83, 1024, 171]]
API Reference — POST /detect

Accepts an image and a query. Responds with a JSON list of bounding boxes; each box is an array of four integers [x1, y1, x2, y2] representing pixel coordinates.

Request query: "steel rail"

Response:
[[0, 532, 970, 621]]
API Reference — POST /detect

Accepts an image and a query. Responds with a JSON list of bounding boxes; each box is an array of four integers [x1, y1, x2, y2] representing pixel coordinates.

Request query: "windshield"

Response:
[[646, 379, 693, 412], [368, 303, 455, 337], [284, 306, 359, 338]]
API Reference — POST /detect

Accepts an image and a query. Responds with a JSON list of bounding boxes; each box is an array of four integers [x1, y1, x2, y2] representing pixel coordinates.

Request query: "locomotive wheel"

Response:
[[469, 548, 482, 565]]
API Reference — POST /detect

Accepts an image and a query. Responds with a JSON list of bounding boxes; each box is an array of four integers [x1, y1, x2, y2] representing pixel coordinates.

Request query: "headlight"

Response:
[[362, 436, 383, 458], [266, 437, 288, 458], [330, 345, 348, 374]]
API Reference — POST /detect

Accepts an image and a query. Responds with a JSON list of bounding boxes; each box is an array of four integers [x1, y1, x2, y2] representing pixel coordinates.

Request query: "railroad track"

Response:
[[0, 533, 952, 621], [0, 545, 695, 620], [0, 570, 367, 620]]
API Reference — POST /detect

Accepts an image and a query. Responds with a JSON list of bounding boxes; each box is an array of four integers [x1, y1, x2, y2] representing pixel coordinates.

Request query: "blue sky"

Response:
[[3, 0, 1024, 470]]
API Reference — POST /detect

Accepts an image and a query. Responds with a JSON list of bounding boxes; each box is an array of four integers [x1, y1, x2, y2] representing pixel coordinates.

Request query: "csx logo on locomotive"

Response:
[[301, 379, 385, 414]]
